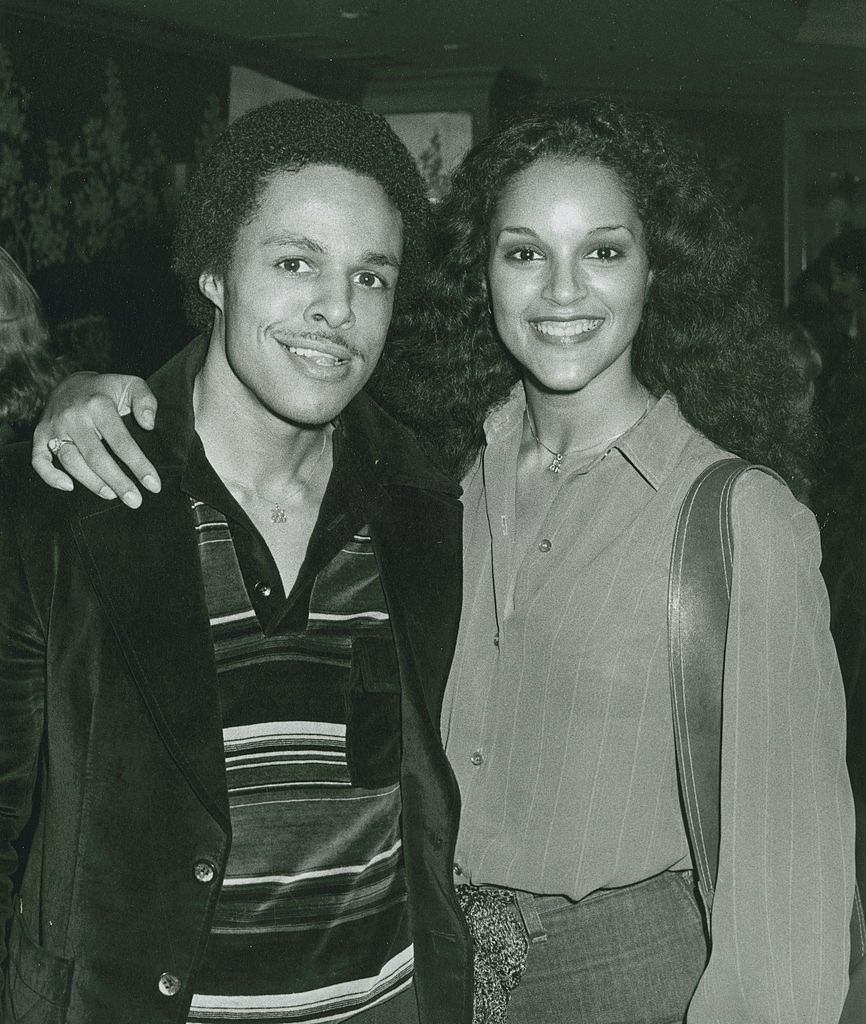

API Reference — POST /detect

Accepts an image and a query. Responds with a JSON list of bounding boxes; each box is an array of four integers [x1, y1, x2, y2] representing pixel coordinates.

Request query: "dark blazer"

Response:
[[0, 340, 473, 1024]]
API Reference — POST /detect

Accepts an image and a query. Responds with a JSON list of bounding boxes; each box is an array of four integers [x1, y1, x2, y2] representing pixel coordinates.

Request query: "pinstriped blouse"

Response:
[[441, 390, 856, 1022]]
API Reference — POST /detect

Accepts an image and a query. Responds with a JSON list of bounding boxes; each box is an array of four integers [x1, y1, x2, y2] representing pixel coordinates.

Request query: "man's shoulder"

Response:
[[122, 335, 205, 469], [0, 440, 46, 494], [344, 390, 461, 497], [0, 441, 74, 533]]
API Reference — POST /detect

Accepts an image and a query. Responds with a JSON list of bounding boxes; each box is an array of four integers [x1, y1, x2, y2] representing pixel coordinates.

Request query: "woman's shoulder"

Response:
[[669, 399, 810, 526], [726, 465, 821, 578], [729, 464, 810, 523]]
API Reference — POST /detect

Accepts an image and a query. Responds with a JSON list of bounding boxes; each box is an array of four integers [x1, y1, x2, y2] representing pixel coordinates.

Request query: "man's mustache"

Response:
[[271, 329, 361, 358]]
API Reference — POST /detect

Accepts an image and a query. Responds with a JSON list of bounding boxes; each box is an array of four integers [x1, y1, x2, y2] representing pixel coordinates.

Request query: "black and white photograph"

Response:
[[0, 2, 865, 1022]]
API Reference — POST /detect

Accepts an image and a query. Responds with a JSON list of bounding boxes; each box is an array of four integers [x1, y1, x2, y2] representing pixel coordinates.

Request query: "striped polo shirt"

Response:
[[186, 497, 411, 1023]]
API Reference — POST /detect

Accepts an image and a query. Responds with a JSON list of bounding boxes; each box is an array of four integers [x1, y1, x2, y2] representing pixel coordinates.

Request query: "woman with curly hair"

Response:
[[404, 102, 851, 1024], [30, 101, 853, 1024], [0, 246, 68, 444]]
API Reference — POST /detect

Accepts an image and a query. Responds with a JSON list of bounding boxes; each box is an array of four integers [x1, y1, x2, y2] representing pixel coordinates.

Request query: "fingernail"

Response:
[[122, 490, 142, 509], [99, 486, 117, 500], [141, 409, 155, 428], [142, 474, 160, 493], [57, 479, 74, 492]]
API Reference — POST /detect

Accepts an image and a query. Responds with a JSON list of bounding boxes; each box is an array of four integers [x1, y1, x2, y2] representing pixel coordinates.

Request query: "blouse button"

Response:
[[470, 750, 484, 766], [157, 972, 182, 997], [254, 580, 272, 598], [538, 539, 552, 553]]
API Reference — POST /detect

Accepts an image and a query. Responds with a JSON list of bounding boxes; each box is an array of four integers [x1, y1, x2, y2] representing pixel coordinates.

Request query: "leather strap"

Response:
[[668, 458, 749, 922], [668, 458, 865, 970]]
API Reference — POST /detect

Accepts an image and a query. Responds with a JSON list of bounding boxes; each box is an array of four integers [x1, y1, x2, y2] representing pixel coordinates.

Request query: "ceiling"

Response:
[[4, 0, 866, 109]]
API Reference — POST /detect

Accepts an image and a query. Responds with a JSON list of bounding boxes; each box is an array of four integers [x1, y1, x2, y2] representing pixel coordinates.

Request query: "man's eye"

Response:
[[586, 246, 620, 262], [354, 271, 387, 289], [276, 257, 312, 273]]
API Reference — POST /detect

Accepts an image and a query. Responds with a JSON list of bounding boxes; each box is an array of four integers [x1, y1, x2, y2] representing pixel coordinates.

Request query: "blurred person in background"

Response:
[[0, 246, 68, 444], [789, 228, 866, 907], [826, 228, 866, 345]]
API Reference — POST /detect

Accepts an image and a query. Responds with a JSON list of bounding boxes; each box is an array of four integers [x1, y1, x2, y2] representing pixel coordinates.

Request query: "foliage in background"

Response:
[[0, 44, 223, 278], [0, 45, 68, 274]]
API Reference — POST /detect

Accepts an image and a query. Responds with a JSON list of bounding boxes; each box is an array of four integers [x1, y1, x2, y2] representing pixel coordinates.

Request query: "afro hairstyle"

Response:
[[172, 98, 431, 333]]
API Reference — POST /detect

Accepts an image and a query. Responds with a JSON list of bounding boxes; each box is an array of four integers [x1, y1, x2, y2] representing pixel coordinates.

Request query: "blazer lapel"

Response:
[[70, 474, 230, 832], [372, 486, 463, 727]]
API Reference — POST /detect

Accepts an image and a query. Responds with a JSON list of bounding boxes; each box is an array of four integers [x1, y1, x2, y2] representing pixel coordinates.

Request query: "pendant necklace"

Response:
[[225, 432, 329, 524], [525, 400, 650, 474]]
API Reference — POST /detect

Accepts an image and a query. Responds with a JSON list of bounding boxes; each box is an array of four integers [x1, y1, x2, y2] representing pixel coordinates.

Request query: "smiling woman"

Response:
[[486, 159, 651, 438], [399, 100, 854, 1024]]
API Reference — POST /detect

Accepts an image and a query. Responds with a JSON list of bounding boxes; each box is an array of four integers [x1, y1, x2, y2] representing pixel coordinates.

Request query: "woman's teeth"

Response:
[[533, 319, 604, 337]]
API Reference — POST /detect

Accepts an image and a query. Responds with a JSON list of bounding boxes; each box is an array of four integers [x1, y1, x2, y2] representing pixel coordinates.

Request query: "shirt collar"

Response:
[[145, 335, 460, 498], [482, 385, 695, 492], [615, 392, 696, 490]]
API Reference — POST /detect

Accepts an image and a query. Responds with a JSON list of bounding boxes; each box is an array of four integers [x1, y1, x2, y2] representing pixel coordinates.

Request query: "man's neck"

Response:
[[193, 340, 331, 493]]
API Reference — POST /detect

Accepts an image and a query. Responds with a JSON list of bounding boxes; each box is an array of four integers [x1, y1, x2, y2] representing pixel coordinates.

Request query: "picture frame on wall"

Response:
[[384, 111, 473, 200]]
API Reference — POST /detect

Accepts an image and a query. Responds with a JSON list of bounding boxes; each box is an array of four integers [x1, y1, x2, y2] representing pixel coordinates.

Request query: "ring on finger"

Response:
[[47, 436, 75, 456]]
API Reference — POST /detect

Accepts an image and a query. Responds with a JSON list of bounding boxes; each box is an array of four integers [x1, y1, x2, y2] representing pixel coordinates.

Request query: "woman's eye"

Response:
[[354, 271, 387, 289], [587, 246, 620, 262], [507, 247, 543, 263], [276, 257, 312, 274]]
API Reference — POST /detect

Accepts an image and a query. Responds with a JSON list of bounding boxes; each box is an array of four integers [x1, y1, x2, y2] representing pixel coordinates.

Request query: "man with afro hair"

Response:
[[0, 99, 473, 1024]]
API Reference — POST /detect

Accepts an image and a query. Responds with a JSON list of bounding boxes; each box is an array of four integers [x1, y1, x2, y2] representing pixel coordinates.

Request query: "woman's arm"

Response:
[[687, 471, 855, 1022], [31, 372, 160, 506]]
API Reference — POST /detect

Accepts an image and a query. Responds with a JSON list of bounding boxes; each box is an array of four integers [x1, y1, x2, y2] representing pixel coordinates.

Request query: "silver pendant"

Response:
[[270, 503, 287, 524], [548, 452, 563, 473]]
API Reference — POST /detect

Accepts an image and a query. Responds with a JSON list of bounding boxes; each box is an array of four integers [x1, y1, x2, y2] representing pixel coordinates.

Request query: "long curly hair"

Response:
[[172, 98, 432, 346], [0, 247, 68, 435], [381, 101, 816, 487]]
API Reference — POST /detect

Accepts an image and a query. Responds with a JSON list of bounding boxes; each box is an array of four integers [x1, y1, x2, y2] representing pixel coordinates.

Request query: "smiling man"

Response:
[[0, 100, 470, 1024]]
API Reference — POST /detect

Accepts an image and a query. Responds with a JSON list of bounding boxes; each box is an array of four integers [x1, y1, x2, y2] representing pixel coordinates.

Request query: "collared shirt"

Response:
[[186, 497, 411, 1024], [443, 388, 855, 1023], [145, 338, 422, 1022]]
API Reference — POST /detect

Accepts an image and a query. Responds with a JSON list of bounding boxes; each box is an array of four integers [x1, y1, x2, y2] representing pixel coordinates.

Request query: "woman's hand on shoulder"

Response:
[[31, 372, 160, 507]]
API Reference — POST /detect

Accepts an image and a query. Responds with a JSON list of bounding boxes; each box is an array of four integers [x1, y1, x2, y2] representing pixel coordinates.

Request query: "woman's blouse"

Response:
[[441, 389, 855, 1022]]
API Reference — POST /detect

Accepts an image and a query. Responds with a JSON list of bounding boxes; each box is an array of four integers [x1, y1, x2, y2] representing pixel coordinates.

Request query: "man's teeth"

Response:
[[534, 319, 604, 337], [287, 346, 346, 366]]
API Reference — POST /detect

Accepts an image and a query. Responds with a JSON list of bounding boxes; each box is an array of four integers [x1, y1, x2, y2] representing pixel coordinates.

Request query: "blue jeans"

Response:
[[353, 871, 706, 1023], [505, 870, 708, 1024]]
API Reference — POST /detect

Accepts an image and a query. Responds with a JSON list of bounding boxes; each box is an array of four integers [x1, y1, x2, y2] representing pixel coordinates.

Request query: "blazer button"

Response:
[[255, 581, 272, 598], [194, 860, 216, 884], [158, 972, 182, 997]]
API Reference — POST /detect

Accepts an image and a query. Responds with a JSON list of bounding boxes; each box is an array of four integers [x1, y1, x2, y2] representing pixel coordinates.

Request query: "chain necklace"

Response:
[[224, 432, 328, 524], [525, 400, 649, 474]]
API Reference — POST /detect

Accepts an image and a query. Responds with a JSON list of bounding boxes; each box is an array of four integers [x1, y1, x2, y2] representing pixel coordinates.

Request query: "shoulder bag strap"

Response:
[[668, 458, 866, 969], [668, 457, 749, 927]]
